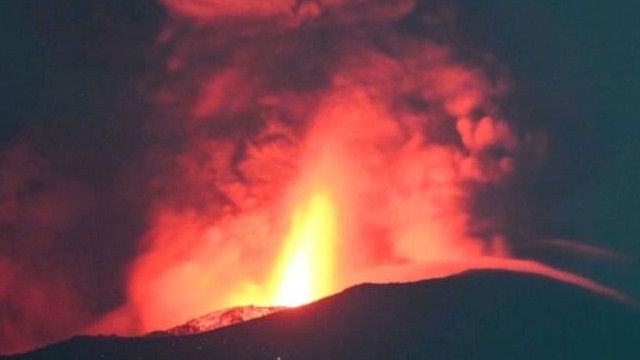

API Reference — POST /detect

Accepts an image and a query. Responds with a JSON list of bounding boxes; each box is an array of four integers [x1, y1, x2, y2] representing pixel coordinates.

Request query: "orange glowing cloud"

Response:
[[114, 32, 532, 333], [86, 0, 629, 338], [159, 0, 415, 25]]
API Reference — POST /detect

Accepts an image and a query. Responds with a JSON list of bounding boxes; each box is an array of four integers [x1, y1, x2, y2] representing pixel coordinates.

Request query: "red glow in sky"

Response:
[[0, 1, 632, 355]]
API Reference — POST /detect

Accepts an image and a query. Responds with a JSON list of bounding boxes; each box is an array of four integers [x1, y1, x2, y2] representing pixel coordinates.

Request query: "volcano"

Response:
[[6, 270, 639, 359]]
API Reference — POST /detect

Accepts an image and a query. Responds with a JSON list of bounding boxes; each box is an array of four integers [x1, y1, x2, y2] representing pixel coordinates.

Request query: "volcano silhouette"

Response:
[[6, 270, 639, 359]]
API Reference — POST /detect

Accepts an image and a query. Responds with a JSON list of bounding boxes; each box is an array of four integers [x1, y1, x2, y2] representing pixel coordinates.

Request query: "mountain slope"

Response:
[[155, 305, 284, 336], [7, 270, 640, 359]]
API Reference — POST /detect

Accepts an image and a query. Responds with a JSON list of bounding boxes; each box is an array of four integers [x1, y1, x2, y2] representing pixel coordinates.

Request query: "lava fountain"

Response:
[[271, 192, 337, 307]]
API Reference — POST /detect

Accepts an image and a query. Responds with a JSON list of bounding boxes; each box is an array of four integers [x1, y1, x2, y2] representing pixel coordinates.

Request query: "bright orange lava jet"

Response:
[[271, 192, 337, 307]]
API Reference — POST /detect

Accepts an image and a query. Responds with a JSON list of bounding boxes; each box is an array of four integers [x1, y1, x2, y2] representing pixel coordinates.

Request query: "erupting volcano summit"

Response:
[[2, 0, 639, 356]]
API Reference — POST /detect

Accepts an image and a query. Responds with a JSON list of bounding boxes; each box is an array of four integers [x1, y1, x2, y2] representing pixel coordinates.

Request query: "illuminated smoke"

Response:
[[91, 0, 536, 333], [0, 143, 93, 353]]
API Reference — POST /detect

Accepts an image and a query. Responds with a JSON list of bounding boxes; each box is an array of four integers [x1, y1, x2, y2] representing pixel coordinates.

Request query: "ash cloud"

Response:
[[0, 143, 92, 353], [110, 0, 541, 333]]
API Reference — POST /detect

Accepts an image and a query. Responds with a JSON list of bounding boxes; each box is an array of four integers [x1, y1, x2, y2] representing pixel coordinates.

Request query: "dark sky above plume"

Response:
[[1, 0, 639, 354]]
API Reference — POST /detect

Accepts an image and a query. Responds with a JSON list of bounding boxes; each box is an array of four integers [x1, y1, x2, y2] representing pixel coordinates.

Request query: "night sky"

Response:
[[457, 1, 640, 296], [1, 0, 639, 354]]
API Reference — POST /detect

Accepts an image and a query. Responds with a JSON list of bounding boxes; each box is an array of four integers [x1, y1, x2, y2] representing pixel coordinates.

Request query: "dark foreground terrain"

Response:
[[6, 270, 639, 359]]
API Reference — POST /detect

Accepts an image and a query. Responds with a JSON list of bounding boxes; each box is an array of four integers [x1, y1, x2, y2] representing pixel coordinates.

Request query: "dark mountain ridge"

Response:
[[6, 270, 639, 359]]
